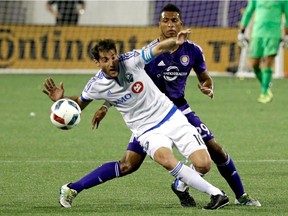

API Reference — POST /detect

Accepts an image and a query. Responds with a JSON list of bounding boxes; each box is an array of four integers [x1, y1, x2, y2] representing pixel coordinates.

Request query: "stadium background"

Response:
[[0, 0, 287, 76]]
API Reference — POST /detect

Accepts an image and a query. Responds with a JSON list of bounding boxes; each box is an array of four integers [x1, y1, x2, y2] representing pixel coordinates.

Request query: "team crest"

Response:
[[125, 73, 134, 83], [180, 55, 189, 66]]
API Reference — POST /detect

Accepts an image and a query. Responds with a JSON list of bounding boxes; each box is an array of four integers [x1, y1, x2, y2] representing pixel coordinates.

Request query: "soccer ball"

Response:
[[50, 99, 81, 130]]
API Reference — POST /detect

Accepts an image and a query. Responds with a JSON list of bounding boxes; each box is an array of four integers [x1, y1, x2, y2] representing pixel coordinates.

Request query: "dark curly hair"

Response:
[[90, 39, 116, 60]]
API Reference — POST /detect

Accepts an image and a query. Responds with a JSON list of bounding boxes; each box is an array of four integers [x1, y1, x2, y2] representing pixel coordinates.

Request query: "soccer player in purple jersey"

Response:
[[64, 4, 261, 207]]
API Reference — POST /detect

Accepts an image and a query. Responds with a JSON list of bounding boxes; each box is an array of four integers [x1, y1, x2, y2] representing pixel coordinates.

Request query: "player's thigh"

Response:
[[138, 132, 173, 161], [185, 111, 214, 143], [168, 111, 207, 159]]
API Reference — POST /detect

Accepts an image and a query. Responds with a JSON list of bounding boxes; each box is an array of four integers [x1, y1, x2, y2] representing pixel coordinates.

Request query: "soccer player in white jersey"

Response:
[[43, 29, 229, 210]]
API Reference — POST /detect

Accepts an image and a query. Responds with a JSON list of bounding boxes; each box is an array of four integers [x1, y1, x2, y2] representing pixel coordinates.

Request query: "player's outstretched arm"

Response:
[[152, 29, 191, 56], [42, 77, 64, 102], [42, 77, 91, 110]]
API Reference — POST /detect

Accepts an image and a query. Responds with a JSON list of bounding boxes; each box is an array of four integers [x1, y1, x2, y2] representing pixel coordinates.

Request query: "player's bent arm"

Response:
[[196, 71, 214, 98], [197, 71, 214, 89], [102, 100, 112, 112], [91, 101, 112, 129]]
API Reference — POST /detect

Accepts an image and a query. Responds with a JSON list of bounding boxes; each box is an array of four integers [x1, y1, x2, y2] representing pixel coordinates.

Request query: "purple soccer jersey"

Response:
[[144, 39, 214, 142], [144, 39, 206, 106]]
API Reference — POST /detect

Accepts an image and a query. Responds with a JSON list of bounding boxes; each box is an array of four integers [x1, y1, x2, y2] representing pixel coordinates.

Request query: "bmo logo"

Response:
[[132, 81, 144, 94]]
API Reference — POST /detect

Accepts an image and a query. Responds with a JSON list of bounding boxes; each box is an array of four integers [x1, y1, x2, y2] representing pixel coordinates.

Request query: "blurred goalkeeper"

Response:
[[238, 0, 288, 104]]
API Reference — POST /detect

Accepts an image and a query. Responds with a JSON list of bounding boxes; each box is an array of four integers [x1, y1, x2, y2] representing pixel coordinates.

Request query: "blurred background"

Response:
[[0, 0, 287, 77]]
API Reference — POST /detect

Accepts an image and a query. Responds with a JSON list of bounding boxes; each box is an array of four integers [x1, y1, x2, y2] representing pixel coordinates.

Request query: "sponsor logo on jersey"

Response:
[[112, 93, 132, 105], [180, 55, 189, 66], [158, 60, 166, 66], [158, 66, 188, 81], [131, 81, 144, 94]]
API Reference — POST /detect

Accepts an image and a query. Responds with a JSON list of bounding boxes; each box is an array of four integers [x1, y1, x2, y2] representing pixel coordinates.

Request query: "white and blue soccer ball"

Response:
[[50, 99, 81, 130]]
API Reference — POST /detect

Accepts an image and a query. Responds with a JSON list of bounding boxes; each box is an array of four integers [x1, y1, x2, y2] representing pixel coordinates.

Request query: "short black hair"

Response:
[[90, 39, 116, 60], [160, 3, 182, 20]]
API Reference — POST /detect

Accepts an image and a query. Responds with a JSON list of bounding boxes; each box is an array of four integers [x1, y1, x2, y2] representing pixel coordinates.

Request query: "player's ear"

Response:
[[93, 59, 99, 65]]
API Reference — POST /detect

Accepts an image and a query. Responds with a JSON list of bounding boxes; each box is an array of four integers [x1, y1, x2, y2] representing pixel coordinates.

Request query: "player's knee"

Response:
[[189, 149, 212, 174], [119, 159, 141, 176], [194, 161, 211, 174]]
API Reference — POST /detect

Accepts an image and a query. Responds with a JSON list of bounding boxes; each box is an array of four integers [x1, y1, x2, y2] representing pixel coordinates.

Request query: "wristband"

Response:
[[102, 105, 109, 112]]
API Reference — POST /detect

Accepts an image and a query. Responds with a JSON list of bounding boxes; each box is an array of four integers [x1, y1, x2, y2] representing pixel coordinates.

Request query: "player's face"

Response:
[[159, 11, 183, 39], [95, 49, 119, 78]]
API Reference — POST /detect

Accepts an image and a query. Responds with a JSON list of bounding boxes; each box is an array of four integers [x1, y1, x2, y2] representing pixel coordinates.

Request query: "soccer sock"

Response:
[[170, 162, 222, 196], [253, 67, 262, 84], [173, 179, 188, 192], [69, 161, 120, 193], [261, 67, 272, 94], [216, 154, 244, 199]]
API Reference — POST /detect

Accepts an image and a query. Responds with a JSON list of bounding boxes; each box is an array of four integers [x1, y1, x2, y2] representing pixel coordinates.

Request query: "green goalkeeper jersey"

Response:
[[240, 0, 288, 39]]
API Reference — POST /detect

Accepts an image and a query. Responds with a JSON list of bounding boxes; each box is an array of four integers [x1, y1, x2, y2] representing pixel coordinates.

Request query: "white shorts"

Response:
[[137, 109, 207, 160]]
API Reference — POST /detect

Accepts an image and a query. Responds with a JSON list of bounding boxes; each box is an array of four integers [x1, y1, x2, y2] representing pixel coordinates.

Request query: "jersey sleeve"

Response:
[[79, 76, 98, 101], [128, 48, 156, 71], [192, 45, 207, 74], [240, 0, 256, 27]]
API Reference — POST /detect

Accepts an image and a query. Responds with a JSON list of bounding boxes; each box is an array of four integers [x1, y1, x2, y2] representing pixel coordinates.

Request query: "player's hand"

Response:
[[237, 32, 248, 48], [176, 29, 191, 45], [198, 83, 214, 99], [283, 35, 288, 49], [42, 77, 64, 102], [92, 106, 108, 129]]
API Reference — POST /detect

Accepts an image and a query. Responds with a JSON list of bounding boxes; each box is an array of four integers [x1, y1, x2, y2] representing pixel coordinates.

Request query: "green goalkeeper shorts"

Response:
[[248, 37, 281, 58]]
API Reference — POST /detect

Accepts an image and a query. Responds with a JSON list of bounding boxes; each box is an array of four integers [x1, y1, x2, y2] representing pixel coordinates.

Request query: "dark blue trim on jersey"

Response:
[[80, 94, 92, 102], [119, 52, 134, 61], [138, 105, 178, 138]]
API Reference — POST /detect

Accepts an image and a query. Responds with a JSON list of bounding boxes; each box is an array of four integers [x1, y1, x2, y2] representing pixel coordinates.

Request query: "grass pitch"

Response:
[[1, 74, 288, 216]]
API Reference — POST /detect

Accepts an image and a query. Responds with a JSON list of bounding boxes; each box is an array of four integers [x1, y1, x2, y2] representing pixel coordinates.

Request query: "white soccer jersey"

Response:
[[80, 49, 175, 137]]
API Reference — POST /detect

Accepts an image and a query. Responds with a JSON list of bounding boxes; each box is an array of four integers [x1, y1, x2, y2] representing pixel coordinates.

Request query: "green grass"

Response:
[[1, 74, 288, 216]]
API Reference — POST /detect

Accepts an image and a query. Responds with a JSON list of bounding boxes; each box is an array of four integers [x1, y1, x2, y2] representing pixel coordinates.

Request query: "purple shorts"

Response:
[[178, 103, 214, 142]]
